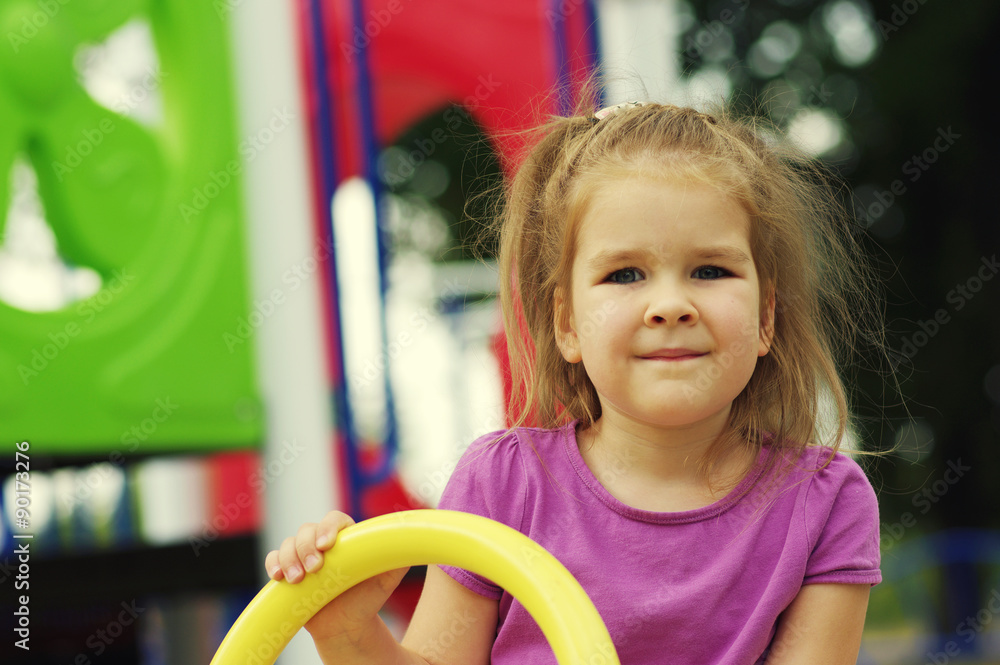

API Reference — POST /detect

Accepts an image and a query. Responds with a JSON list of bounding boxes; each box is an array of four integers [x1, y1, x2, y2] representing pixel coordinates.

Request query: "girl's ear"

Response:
[[758, 285, 776, 357], [553, 288, 583, 363]]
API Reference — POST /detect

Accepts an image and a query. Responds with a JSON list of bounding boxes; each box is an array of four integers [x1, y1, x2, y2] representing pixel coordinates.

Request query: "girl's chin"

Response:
[[601, 403, 734, 432]]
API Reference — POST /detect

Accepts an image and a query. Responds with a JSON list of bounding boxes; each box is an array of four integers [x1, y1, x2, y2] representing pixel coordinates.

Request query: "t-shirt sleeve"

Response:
[[436, 429, 528, 599], [802, 450, 882, 586]]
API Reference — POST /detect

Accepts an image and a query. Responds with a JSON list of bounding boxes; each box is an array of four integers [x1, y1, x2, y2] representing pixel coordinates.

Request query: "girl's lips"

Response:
[[639, 348, 707, 361]]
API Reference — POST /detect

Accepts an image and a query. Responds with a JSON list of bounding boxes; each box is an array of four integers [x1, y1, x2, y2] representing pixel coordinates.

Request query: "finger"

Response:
[[264, 549, 284, 580], [353, 568, 409, 610], [316, 511, 356, 551], [278, 535, 306, 583], [295, 522, 324, 574], [376, 567, 410, 594], [308, 566, 410, 635], [338, 568, 409, 618]]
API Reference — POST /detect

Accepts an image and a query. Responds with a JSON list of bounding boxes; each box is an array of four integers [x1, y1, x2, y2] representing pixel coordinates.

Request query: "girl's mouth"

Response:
[[639, 348, 707, 361]]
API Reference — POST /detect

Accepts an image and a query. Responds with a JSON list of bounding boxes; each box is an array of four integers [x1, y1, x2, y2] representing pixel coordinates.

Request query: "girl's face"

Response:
[[555, 176, 774, 434]]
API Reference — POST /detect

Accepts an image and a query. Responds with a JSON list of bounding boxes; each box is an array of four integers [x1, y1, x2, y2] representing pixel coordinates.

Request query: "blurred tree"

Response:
[[682, 0, 1000, 648], [382, 0, 1000, 646], [380, 105, 503, 263]]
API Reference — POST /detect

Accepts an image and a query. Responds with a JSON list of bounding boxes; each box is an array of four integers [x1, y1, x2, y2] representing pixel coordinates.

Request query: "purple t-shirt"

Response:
[[438, 422, 881, 665]]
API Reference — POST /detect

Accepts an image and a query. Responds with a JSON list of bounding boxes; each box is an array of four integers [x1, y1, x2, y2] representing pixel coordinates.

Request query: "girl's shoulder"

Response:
[[440, 424, 574, 537], [460, 423, 571, 460], [770, 445, 882, 584], [763, 443, 879, 519], [452, 423, 571, 480], [779, 444, 873, 485]]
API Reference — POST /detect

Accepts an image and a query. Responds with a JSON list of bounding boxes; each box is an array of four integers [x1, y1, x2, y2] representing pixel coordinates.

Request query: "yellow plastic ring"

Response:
[[210, 509, 620, 665]]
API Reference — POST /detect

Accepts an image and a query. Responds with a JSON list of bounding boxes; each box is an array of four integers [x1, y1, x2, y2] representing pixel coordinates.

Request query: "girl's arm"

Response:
[[307, 566, 498, 665], [311, 565, 497, 665], [765, 583, 871, 665], [265, 511, 496, 665], [401, 565, 498, 665]]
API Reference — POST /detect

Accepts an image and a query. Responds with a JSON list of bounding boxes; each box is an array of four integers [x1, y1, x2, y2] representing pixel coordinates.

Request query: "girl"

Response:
[[265, 99, 885, 665]]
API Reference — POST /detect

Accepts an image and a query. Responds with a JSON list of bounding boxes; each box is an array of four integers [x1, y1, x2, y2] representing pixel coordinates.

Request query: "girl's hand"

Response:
[[263, 511, 409, 644], [264, 510, 355, 584]]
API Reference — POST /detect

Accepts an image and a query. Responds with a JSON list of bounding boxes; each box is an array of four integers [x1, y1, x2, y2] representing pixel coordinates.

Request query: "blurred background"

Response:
[[0, 0, 997, 663]]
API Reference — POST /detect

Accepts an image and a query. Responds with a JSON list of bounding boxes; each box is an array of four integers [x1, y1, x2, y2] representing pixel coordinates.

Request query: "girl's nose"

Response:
[[644, 288, 698, 327]]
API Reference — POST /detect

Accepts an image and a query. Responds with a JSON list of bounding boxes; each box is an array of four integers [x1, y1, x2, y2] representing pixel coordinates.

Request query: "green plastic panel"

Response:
[[0, 0, 263, 454]]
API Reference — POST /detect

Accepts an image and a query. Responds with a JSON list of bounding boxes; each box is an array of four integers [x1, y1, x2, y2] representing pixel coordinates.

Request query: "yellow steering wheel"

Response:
[[210, 509, 620, 665]]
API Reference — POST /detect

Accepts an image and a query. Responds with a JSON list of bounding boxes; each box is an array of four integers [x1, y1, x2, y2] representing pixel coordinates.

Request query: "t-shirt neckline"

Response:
[[560, 420, 769, 525]]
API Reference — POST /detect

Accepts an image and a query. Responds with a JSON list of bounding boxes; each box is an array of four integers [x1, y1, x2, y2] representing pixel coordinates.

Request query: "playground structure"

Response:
[[0, 1, 995, 663], [209, 510, 620, 665]]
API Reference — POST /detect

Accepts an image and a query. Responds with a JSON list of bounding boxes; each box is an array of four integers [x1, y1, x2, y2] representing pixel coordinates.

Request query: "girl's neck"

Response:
[[576, 409, 755, 511]]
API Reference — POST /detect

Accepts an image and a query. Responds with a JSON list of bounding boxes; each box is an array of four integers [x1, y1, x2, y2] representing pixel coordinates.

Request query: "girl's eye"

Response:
[[607, 268, 643, 284], [693, 266, 731, 280]]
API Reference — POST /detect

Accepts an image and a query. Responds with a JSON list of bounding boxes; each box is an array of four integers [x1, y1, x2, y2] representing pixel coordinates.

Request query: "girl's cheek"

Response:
[[733, 313, 760, 339], [600, 309, 631, 342], [577, 298, 623, 338]]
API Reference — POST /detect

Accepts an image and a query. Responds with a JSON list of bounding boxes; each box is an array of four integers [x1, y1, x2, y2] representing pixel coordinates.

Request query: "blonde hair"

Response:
[[495, 95, 887, 475]]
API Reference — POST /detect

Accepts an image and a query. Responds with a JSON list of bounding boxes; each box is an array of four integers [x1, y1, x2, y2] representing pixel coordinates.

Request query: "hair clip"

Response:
[[593, 100, 647, 120]]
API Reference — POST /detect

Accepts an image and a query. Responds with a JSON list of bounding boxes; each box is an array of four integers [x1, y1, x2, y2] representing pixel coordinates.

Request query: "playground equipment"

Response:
[[210, 509, 620, 665]]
